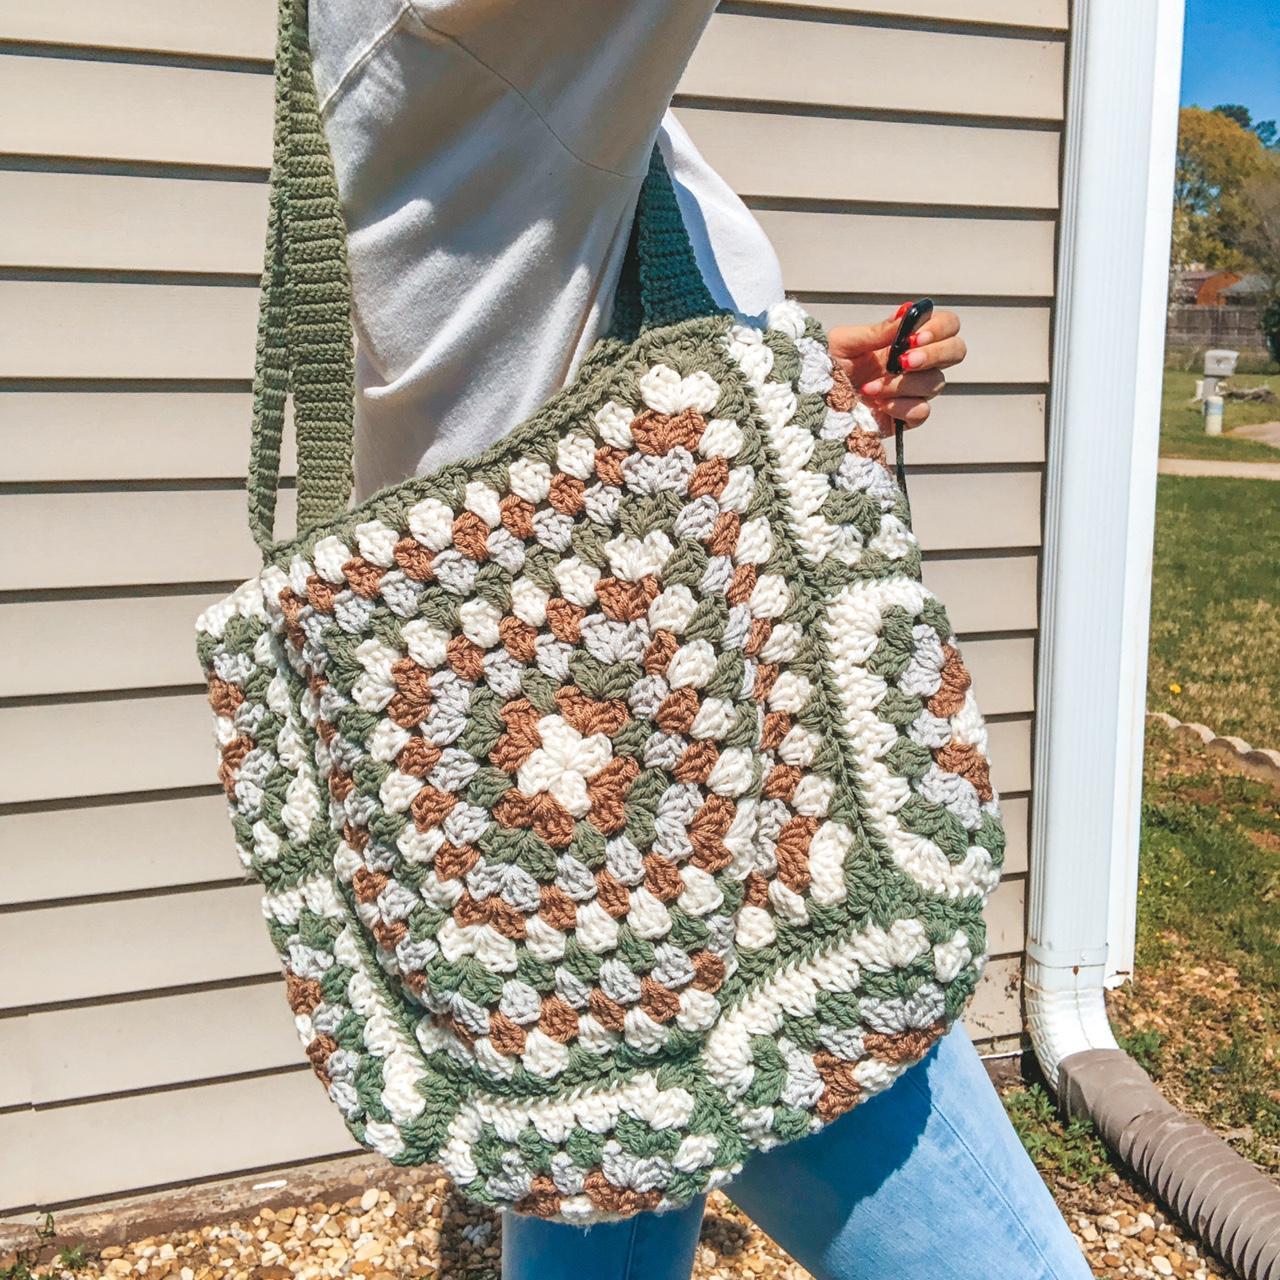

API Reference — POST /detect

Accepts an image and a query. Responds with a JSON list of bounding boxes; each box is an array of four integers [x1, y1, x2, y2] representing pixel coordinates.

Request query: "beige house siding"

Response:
[[0, 0, 1066, 1213]]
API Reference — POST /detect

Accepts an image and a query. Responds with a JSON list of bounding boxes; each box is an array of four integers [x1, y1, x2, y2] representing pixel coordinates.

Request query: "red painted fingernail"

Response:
[[908, 333, 922, 349], [895, 301, 913, 318], [901, 350, 921, 369]]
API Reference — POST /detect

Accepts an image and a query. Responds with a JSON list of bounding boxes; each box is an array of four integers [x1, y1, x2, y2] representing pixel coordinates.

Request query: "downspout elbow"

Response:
[[1025, 941, 1280, 1279], [1023, 941, 1119, 1090]]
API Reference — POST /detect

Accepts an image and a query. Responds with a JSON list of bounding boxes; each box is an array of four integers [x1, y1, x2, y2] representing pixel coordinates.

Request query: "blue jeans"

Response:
[[501, 1025, 1091, 1280]]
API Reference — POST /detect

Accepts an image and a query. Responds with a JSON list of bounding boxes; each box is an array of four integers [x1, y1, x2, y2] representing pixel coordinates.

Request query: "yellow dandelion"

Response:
[[1169, 683, 1182, 695]]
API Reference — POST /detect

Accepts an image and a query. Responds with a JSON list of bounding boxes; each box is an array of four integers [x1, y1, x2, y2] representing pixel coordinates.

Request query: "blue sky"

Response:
[[1180, 0, 1280, 129]]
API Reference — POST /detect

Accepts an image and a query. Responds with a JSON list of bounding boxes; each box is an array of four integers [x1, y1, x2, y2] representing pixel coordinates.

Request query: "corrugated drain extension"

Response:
[[1059, 1049, 1280, 1280]]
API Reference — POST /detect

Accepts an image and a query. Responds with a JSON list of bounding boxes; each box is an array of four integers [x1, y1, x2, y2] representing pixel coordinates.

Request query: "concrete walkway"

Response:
[[1227, 419, 1280, 448], [1158, 456, 1280, 480]]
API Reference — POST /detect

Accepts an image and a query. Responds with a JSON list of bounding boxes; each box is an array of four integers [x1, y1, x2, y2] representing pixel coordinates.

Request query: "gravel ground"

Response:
[[6, 1170, 1231, 1280]]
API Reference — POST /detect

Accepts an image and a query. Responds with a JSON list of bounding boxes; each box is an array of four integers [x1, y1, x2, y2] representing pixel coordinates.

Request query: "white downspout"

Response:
[[1105, 0, 1188, 993], [1025, 0, 1184, 1084], [1027, 14, 1280, 1273]]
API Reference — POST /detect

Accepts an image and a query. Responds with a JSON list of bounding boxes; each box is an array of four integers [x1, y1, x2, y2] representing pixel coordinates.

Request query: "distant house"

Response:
[[1168, 270, 1270, 354], [1221, 273, 1272, 304], [1173, 267, 1242, 306]]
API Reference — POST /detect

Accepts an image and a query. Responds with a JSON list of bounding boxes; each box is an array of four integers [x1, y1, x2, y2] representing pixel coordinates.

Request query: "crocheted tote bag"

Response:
[[197, 0, 1005, 1224]]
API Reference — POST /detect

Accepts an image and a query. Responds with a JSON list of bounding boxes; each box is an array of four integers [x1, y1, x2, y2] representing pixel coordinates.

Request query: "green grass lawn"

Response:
[[1108, 724, 1280, 1176], [1161, 370, 1280, 461], [1146, 475, 1280, 747], [1119, 463, 1280, 1176], [1006, 469, 1279, 1190]]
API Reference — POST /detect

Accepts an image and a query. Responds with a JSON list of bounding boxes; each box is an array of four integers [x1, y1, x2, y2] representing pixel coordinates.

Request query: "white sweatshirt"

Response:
[[310, 0, 786, 501]]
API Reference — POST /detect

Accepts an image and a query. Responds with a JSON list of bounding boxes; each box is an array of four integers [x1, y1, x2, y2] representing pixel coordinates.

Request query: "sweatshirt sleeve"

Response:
[[312, 0, 718, 179], [307, 0, 724, 498]]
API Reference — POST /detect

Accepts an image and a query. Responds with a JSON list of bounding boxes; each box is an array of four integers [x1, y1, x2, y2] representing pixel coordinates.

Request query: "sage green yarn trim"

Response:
[[247, 0, 356, 553], [245, 0, 295, 556], [282, 0, 357, 538]]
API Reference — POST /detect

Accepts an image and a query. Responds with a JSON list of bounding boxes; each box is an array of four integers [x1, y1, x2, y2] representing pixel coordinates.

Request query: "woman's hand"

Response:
[[828, 304, 966, 436]]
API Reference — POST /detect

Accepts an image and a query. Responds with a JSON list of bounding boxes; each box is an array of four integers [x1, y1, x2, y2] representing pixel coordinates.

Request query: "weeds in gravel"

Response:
[[1002, 1084, 1112, 1186], [1116, 1028, 1167, 1078], [53, 1246, 87, 1274], [0, 1215, 86, 1280]]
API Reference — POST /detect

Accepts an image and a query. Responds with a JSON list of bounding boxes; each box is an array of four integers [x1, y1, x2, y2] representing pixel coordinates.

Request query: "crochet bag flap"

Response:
[[196, 0, 1005, 1225]]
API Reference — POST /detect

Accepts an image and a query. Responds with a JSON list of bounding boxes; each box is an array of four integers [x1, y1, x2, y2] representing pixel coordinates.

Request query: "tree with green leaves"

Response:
[[1174, 107, 1267, 269], [1213, 103, 1279, 150], [1234, 151, 1280, 359]]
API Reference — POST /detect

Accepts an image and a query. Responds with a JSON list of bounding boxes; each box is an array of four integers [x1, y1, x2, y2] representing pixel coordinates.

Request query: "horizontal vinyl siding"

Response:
[[752, 2, 1066, 27], [0, 0, 1069, 55], [0, 0, 1062, 1211], [4, 475, 1039, 593], [0, 387, 1038, 482], [0, 562, 1034, 700]]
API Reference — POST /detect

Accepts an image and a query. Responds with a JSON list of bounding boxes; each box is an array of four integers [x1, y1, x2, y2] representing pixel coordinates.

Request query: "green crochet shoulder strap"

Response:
[[246, 0, 724, 555], [247, 0, 355, 555]]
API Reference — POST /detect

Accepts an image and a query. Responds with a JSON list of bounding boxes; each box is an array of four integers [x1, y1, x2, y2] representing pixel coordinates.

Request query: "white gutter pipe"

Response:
[[1027, 3, 1280, 1274], [1027, 0, 1176, 1093]]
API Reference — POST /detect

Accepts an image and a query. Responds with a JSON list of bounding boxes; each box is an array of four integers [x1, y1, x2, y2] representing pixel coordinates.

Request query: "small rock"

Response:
[[360, 1189, 380, 1213], [1152, 1256, 1173, 1276]]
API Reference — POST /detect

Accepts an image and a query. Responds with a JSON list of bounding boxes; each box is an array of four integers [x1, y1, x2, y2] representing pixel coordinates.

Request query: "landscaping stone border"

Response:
[[1147, 712, 1280, 788]]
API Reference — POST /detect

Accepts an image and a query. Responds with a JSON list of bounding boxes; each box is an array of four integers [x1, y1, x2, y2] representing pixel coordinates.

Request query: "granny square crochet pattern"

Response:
[[197, 0, 1003, 1223], [197, 298, 1005, 1222]]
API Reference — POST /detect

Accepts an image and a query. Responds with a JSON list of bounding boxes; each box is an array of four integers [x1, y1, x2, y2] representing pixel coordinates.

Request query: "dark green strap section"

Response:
[[247, 1, 721, 552], [245, 3, 291, 553], [606, 145, 726, 343], [248, 0, 355, 554]]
